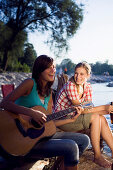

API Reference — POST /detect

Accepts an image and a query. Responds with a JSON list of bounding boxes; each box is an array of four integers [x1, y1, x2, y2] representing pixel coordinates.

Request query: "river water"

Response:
[[91, 83, 113, 156]]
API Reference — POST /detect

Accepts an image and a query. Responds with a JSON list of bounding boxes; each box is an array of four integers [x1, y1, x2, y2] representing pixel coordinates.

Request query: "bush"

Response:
[[20, 63, 30, 72], [7, 61, 30, 72]]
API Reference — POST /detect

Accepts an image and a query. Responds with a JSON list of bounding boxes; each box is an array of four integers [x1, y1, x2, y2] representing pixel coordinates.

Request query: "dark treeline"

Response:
[[0, 42, 37, 73], [56, 59, 113, 76], [1, 52, 113, 76]]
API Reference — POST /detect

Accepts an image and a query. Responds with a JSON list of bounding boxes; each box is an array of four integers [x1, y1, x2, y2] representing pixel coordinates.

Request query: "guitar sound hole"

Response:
[[31, 119, 42, 128]]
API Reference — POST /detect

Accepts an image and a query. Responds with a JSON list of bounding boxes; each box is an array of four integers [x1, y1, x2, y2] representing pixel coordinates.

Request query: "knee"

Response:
[[91, 114, 100, 122], [65, 140, 79, 154], [82, 134, 90, 148], [100, 115, 108, 124], [64, 140, 79, 166], [63, 140, 80, 161]]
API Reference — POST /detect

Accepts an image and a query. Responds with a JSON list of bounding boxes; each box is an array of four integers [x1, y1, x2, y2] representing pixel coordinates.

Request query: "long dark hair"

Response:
[[32, 55, 54, 97]]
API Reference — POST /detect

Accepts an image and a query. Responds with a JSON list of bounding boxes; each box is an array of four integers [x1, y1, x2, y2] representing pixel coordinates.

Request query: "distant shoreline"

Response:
[[89, 74, 113, 83], [1, 72, 113, 101]]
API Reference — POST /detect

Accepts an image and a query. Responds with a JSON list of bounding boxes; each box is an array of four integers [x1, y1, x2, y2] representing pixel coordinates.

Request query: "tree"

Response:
[[56, 58, 75, 74], [19, 43, 37, 71], [0, 21, 27, 70], [0, 0, 83, 71]]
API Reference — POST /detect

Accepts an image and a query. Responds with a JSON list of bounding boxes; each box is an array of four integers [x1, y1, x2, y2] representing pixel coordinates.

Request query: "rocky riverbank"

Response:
[[0, 72, 32, 101], [90, 74, 113, 84]]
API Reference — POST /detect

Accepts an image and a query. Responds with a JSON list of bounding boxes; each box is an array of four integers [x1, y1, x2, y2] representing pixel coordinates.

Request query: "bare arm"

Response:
[[82, 104, 113, 115], [0, 79, 47, 125]]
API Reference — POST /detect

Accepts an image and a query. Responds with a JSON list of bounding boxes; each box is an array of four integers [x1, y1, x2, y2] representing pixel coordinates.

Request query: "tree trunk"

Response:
[[2, 31, 19, 71], [2, 50, 9, 71]]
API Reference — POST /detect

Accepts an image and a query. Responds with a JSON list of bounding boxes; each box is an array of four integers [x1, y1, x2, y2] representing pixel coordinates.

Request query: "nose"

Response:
[[51, 67, 56, 73], [75, 73, 78, 77], [75, 73, 81, 80], [49, 68, 56, 74]]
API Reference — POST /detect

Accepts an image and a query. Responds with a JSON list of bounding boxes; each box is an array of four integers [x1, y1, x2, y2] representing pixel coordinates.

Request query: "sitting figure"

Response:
[[54, 62, 113, 168]]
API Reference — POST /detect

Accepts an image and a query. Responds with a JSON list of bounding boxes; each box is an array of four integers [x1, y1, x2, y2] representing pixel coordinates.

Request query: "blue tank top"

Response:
[[15, 78, 50, 110]]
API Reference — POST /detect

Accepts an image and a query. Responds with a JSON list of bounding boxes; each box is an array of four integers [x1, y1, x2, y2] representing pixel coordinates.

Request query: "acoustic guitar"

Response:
[[0, 102, 93, 156]]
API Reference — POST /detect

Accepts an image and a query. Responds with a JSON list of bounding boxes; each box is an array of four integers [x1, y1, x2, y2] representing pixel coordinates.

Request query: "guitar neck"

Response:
[[47, 107, 77, 121], [46, 101, 94, 122]]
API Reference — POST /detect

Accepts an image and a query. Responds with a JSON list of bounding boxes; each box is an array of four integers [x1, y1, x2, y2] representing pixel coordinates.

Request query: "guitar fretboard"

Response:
[[46, 101, 94, 122], [47, 107, 77, 121]]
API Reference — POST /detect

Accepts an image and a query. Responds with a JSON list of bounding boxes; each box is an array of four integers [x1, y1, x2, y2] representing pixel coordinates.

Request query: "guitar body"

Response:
[[0, 100, 93, 157], [0, 106, 56, 156]]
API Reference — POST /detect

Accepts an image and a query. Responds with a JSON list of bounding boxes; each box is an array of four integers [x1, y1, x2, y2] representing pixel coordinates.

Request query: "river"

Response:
[[91, 82, 113, 156]]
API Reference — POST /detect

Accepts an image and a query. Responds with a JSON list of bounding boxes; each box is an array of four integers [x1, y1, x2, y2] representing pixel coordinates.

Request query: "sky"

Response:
[[28, 0, 113, 65]]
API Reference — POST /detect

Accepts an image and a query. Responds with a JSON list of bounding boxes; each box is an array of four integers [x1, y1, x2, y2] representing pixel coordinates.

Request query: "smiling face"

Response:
[[74, 67, 89, 85], [41, 62, 56, 84]]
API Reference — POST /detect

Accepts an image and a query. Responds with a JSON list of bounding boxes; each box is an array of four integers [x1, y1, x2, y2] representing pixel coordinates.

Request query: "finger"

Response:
[[42, 113, 47, 118], [75, 107, 79, 111], [77, 106, 82, 109], [39, 117, 46, 124], [75, 107, 81, 114], [77, 106, 83, 112], [42, 116, 47, 122]]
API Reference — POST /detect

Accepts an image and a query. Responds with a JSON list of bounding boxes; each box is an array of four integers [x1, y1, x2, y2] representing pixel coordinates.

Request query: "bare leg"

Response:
[[100, 116, 113, 156], [90, 114, 112, 168]]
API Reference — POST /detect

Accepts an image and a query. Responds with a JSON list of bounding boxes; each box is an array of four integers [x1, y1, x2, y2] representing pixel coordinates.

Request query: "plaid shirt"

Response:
[[54, 81, 92, 112]]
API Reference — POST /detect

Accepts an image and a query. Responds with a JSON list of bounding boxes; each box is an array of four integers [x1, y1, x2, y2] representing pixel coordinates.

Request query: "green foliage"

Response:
[[57, 59, 113, 76], [7, 60, 30, 72], [91, 61, 113, 75], [19, 43, 37, 71], [20, 63, 31, 73], [0, 20, 28, 70], [56, 58, 75, 74], [5, 42, 37, 72], [0, 21, 13, 51], [0, 21, 27, 55], [0, 0, 84, 70]]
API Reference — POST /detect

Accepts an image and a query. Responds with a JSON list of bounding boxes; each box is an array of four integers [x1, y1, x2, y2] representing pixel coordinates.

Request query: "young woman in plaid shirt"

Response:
[[54, 62, 113, 168]]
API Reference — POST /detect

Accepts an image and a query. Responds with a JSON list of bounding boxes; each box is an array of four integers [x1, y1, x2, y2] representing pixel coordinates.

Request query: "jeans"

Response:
[[30, 132, 90, 166]]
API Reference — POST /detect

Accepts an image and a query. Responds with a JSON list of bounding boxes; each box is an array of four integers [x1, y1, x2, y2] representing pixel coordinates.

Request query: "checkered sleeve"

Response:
[[85, 83, 92, 102], [66, 82, 79, 101]]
